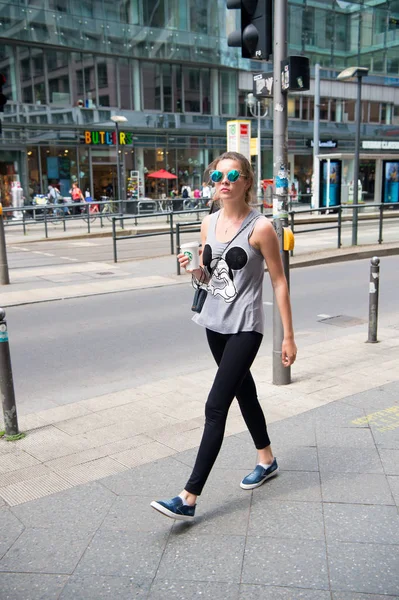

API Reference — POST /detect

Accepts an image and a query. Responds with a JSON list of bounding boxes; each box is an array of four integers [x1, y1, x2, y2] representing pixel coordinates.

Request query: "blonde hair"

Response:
[[205, 151, 255, 206]]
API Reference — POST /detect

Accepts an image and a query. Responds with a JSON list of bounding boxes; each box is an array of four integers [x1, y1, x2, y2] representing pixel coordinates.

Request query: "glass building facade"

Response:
[[0, 0, 398, 206]]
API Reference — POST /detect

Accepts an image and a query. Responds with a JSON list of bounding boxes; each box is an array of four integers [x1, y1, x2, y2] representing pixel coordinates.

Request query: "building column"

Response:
[[374, 159, 382, 204], [211, 69, 219, 116], [385, 104, 392, 125], [335, 99, 343, 123], [132, 60, 141, 111], [135, 147, 145, 194]]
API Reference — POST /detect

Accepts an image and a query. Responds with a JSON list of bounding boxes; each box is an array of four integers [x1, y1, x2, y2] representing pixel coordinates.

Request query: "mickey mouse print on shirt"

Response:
[[202, 244, 249, 304]]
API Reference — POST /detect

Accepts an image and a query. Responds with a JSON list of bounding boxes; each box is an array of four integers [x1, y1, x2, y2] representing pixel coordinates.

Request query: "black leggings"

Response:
[[185, 329, 271, 496]]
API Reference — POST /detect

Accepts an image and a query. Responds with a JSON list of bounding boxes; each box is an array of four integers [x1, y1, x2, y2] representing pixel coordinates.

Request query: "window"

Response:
[[119, 59, 132, 110], [47, 51, 70, 105], [287, 97, 301, 119], [184, 68, 200, 112], [190, 0, 208, 33], [143, 0, 165, 27], [320, 98, 329, 121], [369, 102, 380, 123], [142, 63, 161, 110], [393, 105, 399, 125], [343, 100, 355, 122], [201, 69, 211, 115], [220, 71, 237, 115]]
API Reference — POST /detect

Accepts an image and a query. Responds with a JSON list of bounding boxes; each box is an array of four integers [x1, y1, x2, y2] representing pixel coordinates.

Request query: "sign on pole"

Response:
[[226, 120, 251, 161]]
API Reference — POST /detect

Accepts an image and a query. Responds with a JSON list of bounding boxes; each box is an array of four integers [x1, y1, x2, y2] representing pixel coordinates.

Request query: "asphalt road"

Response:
[[6, 256, 399, 415]]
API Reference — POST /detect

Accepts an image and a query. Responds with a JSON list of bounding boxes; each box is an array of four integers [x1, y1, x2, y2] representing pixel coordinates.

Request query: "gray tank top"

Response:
[[192, 208, 266, 335]]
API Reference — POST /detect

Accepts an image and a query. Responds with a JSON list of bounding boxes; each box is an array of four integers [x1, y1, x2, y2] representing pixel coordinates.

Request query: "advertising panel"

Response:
[[382, 161, 399, 204], [226, 120, 251, 161]]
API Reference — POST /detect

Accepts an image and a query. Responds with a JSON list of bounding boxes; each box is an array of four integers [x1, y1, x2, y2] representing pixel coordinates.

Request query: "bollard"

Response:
[[0, 204, 10, 285], [0, 308, 20, 437], [367, 256, 380, 344]]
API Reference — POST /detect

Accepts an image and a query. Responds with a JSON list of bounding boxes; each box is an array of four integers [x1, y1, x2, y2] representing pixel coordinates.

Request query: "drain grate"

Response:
[[318, 315, 367, 328]]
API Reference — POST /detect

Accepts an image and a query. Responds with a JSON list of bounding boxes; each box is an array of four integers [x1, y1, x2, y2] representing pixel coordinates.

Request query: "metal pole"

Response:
[[378, 203, 383, 244], [115, 121, 122, 208], [272, 0, 290, 386], [352, 74, 362, 245], [312, 63, 320, 209], [112, 216, 117, 263], [257, 100, 262, 200], [367, 256, 380, 343], [0, 206, 10, 285], [0, 308, 20, 436]]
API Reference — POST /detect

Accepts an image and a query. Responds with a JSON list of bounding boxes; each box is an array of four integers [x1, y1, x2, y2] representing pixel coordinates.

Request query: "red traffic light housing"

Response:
[[227, 0, 272, 61]]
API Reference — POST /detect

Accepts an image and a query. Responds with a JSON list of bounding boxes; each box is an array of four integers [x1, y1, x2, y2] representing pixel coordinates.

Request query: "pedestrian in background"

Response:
[[151, 151, 297, 521], [69, 182, 84, 215]]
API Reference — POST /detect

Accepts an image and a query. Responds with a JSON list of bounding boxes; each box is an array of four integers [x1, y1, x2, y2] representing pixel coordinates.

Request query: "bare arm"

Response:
[[252, 219, 297, 366]]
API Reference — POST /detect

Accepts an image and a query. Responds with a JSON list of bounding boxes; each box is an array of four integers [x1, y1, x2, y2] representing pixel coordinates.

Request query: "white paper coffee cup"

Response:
[[181, 241, 200, 270]]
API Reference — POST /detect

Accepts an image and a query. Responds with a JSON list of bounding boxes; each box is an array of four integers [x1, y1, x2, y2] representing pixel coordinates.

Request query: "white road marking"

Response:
[[69, 241, 100, 247], [263, 301, 273, 305], [317, 314, 331, 319], [10, 246, 30, 251], [59, 257, 79, 261], [39, 252, 55, 257]]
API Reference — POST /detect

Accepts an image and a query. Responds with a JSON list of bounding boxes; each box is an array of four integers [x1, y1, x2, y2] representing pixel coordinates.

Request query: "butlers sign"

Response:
[[84, 130, 134, 145]]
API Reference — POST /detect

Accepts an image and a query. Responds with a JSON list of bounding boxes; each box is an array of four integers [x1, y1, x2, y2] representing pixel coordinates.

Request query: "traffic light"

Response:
[[0, 74, 7, 113], [227, 0, 272, 61]]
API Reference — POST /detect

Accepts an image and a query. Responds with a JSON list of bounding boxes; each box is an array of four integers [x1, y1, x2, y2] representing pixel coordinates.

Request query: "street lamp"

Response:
[[337, 66, 369, 245], [247, 93, 269, 202], [110, 115, 128, 210]]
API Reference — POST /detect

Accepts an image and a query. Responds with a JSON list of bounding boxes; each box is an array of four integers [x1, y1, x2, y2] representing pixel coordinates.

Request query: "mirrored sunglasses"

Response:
[[210, 169, 243, 183]]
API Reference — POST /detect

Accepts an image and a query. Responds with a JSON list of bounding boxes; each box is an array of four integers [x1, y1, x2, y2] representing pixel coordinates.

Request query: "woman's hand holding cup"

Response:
[[179, 242, 201, 274]]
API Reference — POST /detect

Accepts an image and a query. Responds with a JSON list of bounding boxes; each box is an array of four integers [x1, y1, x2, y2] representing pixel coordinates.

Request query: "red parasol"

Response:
[[147, 169, 177, 179]]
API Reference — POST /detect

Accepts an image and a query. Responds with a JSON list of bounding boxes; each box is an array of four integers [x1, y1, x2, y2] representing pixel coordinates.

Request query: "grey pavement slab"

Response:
[[317, 446, 384, 474], [10, 481, 116, 534], [148, 581, 240, 600], [156, 533, 245, 583], [101, 495, 174, 533], [0, 508, 24, 559], [379, 448, 399, 475], [0, 573, 68, 600], [252, 470, 322, 503], [239, 587, 332, 600], [242, 537, 329, 589], [323, 503, 399, 545], [320, 472, 395, 505], [59, 575, 151, 599], [388, 475, 399, 505], [328, 541, 399, 595], [248, 499, 325, 540], [332, 593, 399, 600], [0, 527, 92, 574], [75, 530, 170, 578]]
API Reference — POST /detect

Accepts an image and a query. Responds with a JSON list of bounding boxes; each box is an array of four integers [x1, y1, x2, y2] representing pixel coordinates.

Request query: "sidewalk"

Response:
[[0, 319, 398, 597]]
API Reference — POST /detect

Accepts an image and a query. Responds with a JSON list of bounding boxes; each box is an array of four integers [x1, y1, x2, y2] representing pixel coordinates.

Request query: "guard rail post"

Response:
[[378, 204, 383, 244], [112, 217, 117, 263], [22, 207, 27, 236], [170, 211, 174, 254], [176, 223, 181, 275], [0, 308, 22, 438], [289, 211, 295, 257], [337, 205, 342, 248], [367, 256, 380, 344], [0, 205, 10, 285], [44, 205, 48, 238]]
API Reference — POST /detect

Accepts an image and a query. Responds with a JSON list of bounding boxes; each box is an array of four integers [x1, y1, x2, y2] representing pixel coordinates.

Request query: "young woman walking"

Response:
[[151, 151, 297, 521]]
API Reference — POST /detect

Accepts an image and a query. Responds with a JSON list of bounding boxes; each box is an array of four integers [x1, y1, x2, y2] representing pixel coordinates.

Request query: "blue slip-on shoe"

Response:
[[240, 458, 279, 490], [151, 496, 196, 521]]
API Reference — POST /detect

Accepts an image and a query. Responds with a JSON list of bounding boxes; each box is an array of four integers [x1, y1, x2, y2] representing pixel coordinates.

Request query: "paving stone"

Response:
[[248, 499, 324, 540], [15, 426, 91, 462], [0, 573, 68, 600], [0, 472, 74, 506], [149, 580, 240, 600], [252, 470, 322, 503], [11, 481, 115, 534], [111, 440, 176, 469], [0, 508, 24, 559], [272, 446, 319, 472], [328, 541, 399, 595], [238, 586, 332, 600], [100, 456, 192, 497], [387, 475, 399, 505], [266, 420, 317, 447], [59, 575, 151, 599], [35, 403, 93, 425], [242, 537, 329, 589], [157, 534, 245, 582], [342, 387, 399, 412], [323, 503, 399, 545], [315, 427, 376, 448], [379, 448, 399, 475], [75, 530, 169, 578], [320, 472, 395, 505], [332, 592, 399, 600], [371, 423, 399, 450], [0, 450, 40, 474], [318, 446, 384, 474], [53, 456, 128, 486], [0, 464, 51, 488], [101, 496, 173, 533], [0, 528, 91, 574]]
